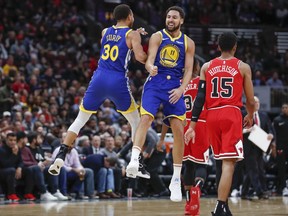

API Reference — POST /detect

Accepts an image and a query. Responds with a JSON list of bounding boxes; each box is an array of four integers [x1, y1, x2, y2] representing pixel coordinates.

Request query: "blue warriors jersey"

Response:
[[80, 26, 138, 114], [140, 29, 187, 121], [154, 29, 187, 78], [98, 26, 132, 73]]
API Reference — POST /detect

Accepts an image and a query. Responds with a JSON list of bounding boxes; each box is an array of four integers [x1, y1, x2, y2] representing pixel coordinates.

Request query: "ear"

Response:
[[232, 44, 237, 52], [217, 45, 221, 52], [180, 19, 184, 25]]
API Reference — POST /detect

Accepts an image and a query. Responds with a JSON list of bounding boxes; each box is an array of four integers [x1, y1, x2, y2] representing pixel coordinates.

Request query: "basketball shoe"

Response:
[[48, 144, 69, 175], [185, 186, 201, 215], [138, 163, 150, 179], [169, 177, 182, 202], [126, 157, 139, 178]]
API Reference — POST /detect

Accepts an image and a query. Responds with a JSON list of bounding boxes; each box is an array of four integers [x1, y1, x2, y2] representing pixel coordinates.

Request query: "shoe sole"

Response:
[[137, 171, 150, 179], [48, 158, 64, 176]]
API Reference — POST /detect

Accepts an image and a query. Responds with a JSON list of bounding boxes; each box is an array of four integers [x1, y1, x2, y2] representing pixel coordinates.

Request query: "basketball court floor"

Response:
[[0, 196, 287, 216]]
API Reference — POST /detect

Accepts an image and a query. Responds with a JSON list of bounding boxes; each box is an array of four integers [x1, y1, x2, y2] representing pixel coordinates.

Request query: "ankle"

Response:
[[214, 200, 226, 214]]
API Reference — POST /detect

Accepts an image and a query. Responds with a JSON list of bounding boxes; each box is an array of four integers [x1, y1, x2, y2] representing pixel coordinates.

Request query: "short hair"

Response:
[[28, 132, 37, 144], [113, 4, 131, 21], [166, 6, 185, 19], [16, 131, 27, 141], [6, 132, 16, 138], [218, 32, 237, 52]]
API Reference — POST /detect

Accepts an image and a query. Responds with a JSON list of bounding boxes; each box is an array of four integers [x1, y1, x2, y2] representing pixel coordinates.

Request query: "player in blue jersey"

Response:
[[48, 4, 147, 176], [126, 6, 195, 202]]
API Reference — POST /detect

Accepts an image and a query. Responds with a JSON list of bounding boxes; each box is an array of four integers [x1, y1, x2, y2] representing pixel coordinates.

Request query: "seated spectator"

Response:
[[82, 154, 119, 199], [52, 135, 95, 199], [82, 135, 103, 156], [0, 132, 32, 201], [266, 71, 284, 87], [253, 70, 266, 86], [100, 136, 125, 196], [18, 132, 59, 201]]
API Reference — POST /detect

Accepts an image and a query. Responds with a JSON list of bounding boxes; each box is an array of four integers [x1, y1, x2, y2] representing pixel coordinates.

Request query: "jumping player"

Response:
[[48, 4, 147, 176], [126, 6, 195, 202]]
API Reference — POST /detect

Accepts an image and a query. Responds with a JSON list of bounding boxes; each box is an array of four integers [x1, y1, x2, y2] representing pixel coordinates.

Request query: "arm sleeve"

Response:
[[191, 80, 206, 122]]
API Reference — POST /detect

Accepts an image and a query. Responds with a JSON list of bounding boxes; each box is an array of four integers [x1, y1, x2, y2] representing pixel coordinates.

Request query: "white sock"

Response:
[[172, 164, 182, 180], [131, 146, 141, 161]]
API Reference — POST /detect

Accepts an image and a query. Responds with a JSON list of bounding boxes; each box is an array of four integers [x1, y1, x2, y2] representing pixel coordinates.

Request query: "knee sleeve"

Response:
[[122, 110, 140, 141], [195, 164, 207, 183], [183, 160, 195, 186], [68, 110, 92, 134]]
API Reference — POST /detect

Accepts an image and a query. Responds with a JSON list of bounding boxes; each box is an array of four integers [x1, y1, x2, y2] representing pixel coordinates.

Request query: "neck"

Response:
[[115, 21, 128, 27], [166, 29, 181, 38], [219, 52, 234, 59], [30, 143, 36, 149]]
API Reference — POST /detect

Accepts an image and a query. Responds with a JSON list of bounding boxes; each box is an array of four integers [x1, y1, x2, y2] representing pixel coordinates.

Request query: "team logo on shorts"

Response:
[[159, 44, 179, 68]]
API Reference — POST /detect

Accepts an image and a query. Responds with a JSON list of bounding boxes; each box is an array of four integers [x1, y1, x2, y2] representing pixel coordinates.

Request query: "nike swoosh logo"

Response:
[[176, 41, 183, 44], [162, 38, 169, 40], [279, 122, 285, 126]]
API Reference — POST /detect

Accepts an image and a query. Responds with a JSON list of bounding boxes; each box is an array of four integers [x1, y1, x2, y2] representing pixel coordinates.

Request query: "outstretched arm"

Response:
[[129, 30, 147, 64]]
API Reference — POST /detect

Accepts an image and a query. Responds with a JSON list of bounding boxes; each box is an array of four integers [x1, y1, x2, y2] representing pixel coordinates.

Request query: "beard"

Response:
[[165, 23, 180, 33]]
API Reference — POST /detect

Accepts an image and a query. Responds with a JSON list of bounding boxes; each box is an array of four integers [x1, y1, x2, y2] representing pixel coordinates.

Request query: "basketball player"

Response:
[[48, 4, 147, 175], [126, 6, 195, 202], [185, 32, 255, 216], [158, 58, 209, 215]]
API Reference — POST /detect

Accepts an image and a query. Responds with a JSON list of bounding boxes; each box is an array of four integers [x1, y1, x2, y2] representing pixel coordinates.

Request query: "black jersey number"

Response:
[[211, 77, 233, 98], [184, 95, 193, 112]]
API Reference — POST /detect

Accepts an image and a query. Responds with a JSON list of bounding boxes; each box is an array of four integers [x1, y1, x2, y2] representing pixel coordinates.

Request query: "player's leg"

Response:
[[48, 110, 92, 175], [213, 158, 236, 216], [121, 107, 140, 142], [183, 160, 195, 214], [125, 86, 160, 178], [126, 114, 153, 177], [169, 117, 185, 202], [49, 73, 104, 176]]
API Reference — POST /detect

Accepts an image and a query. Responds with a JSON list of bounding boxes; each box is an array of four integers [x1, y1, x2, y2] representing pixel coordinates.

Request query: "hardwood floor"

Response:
[[0, 197, 287, 216]]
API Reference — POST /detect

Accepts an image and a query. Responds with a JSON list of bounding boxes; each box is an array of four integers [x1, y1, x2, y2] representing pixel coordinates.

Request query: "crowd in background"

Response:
[[0, 0, 287, 201]]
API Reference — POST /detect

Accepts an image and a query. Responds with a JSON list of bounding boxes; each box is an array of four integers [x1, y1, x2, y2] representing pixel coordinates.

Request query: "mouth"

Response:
[[167, 23, 174, 28]]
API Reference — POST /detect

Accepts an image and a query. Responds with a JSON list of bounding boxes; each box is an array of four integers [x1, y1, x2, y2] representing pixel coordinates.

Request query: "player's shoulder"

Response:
[[238, 60, 251, 76], [184, 34, 195, 46]]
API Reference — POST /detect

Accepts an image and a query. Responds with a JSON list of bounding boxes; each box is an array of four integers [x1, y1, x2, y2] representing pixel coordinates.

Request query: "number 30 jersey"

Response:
[[98, 26, 132, 73], [184, 76, 206, 120], [205, 57, 243, 109]]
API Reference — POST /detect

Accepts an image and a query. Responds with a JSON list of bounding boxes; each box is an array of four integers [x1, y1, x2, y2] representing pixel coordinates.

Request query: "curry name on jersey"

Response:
[[98, 26, 132, 73]]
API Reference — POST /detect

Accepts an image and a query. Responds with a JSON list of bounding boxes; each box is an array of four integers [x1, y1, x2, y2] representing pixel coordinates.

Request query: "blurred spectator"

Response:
[[3, 55, 18, 77], [273, 103, 288, 196], [18, 131, 59, 201], [82, 135, 103, 156], [0, 132, 31, 201], [82, 154, 119, 199], [52, 138, 95, 199], [253, 70, 266, 86], [266, 71, 284, 87], [0, 77, 15, 116]]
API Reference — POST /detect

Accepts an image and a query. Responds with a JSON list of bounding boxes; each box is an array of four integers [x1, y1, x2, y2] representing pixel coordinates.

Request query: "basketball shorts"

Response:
[[140, 74, 186, 122], [183, 119, 210, 164], [80, 69, 138, 114], [206, 106, 244, 160]]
